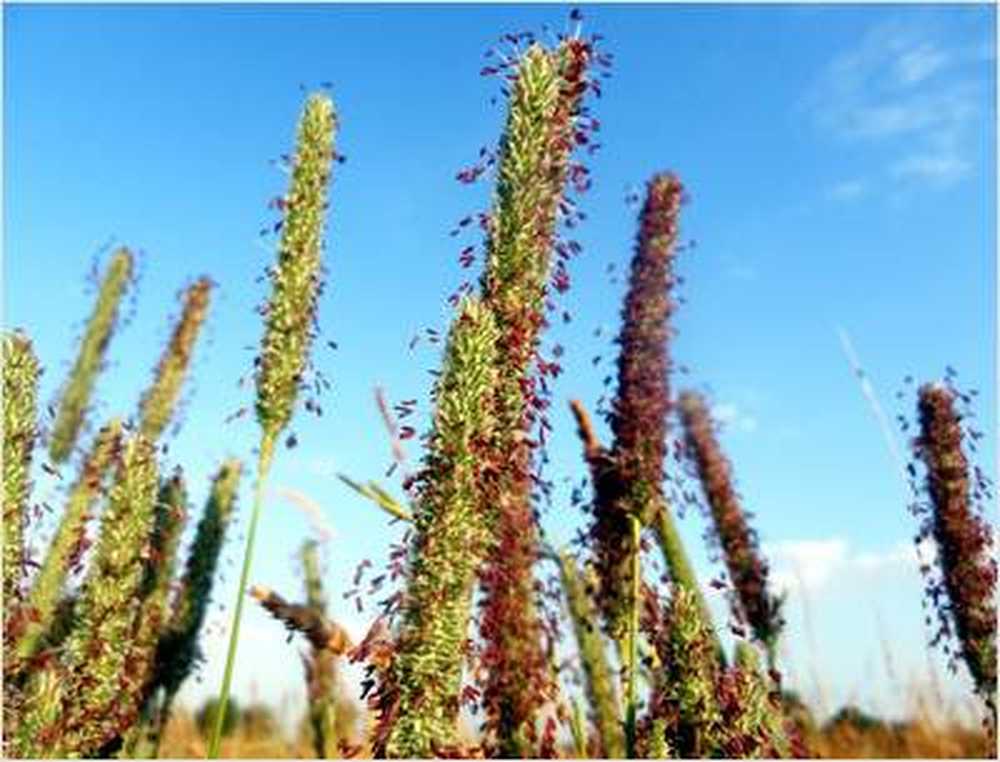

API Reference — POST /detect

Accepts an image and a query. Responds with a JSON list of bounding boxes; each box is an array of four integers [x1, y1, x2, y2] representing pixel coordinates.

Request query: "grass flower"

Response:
[[300, 540, 340, 759], [15, 420, 123, 665], [254, 95, 336, 443], [679, 390, 784, 666], [210, 92, 337, 757], [912, 382, 996, 711], [716, 642, 792, 758], [48, 247, 133, 464], [14, 433, 159, 757], [477, 37, 592, 754], [385, 297, 500, 757], [2, 332, 40, 633], [647, 585, 723, 758], [118, 472, 190, 757], [137, 277, 213, 441], [153, 460, 242, 736]]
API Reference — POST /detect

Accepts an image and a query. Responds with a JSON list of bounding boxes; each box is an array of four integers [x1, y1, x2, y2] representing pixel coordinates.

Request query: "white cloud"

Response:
[[894, 43, 949, 86], [766, 536, 934, 596], [889, 153, 971, 185], [711, 402, 758, 434], [803, 19, 985, 193], [826, 179, 868, 202]]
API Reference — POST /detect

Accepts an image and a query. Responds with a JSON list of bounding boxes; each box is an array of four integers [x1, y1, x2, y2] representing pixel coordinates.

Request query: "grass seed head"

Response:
[[53, 432, 160, 755], [385, 298, 501, 757], [154, 459, 243, 702], [477, 37, 592, 753], [2, 331, 41, 619], [138, 277, 213, 442], [679, 390, 784, 657], [655, 584, 724, 757], [913, 382, 996, 707], [49, 247, 133, 464], [255, 94, 337, 442], [15, 419, 124, 665]]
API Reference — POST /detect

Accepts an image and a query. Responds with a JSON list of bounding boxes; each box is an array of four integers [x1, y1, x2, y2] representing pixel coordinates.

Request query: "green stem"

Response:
[[207, 432, 275, 758], [625, 515, 641, 758], [653, 502, 727, 668]]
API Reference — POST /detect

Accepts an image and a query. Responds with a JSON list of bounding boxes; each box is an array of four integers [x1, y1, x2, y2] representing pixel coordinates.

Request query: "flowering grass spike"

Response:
[[912, 382, 996, 713], [48, 247, 133, 464], [211, 92, 337, 757]]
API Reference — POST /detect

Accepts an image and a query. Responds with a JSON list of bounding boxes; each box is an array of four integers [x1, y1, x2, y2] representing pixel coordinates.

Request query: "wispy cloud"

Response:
[[766, 536, 935, 596], [889, 153, 971, 186], [804, 17, 988, 195], [711, 402, 758, 434], [826, 179, 868, 202], [894, 43, 949, 86]]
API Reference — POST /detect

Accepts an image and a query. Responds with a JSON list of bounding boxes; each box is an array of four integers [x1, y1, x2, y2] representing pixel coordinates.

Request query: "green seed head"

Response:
[[255, 94, 337, 441], [2, 331, 41, 614], [386, 298, 501, 758], [138, 277, 213, 442], [16, 419, 124, 664], [131, 473, 189, 689], [155, 459, 242, 700], [48, 248, 133, 464], [663, 585, 723, 757], [57, 432, 160, 755]]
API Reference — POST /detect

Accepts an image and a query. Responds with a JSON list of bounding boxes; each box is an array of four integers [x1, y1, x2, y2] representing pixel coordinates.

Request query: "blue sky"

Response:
[[4, 2, 996, 732]]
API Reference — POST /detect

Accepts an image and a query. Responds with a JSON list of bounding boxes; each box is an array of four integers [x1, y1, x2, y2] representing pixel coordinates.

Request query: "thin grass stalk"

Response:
[[557, 549, 624, 758], [569, 699, 587, 757], [913, 382, 996, 713], [476, 38, 591, 753], [301, 540, 338, 758], [15, 420, 123, 664], [209, 92, 336, 757], [2, 333, 40, 639], [137, 277, 213, 441], [624, 515, 642, 758], [384, 298, 500, 757], [208, 437, 274, 758], [48, 248, 133, 464], [651, 501, 726, 666], [678, 390, 783, 668], [151, 460, 242, 754]]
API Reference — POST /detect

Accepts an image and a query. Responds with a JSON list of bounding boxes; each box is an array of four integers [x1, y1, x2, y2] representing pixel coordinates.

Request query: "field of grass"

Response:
[[2, 8, 995, 760]]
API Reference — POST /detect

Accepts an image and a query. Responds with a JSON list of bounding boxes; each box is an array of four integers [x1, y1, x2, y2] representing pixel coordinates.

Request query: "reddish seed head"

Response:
[[912, 381, 996, 703]]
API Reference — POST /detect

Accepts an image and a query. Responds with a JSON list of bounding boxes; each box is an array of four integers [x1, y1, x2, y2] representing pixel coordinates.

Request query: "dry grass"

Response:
[[153, 690, 994, 760]]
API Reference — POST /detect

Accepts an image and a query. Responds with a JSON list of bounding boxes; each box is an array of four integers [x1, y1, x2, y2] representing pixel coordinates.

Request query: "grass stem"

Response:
[[207, 433, 275, 758], [624, 514, 641, 758]]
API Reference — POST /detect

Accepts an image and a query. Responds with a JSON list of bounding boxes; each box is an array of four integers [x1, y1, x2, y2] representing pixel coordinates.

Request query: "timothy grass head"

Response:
[[912, 381, 996, 708], [679, 390, 784, 658], [2, 331, 41, 612], [49, 247, 134, 464], [255, 94, 337, 444], [138, 276, 213, 442]]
